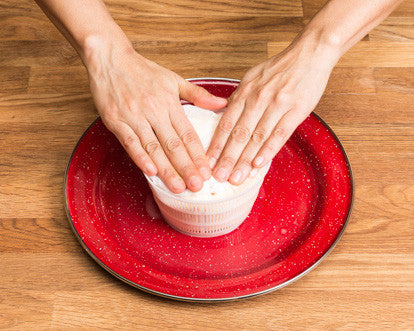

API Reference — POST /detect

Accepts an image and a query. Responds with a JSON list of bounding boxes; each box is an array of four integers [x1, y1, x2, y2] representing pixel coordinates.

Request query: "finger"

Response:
[[213, 98, 267, 182], [206, 98, 245, 169], [229, 102, 289, 184], [171, 106, 211, 180], [253, 110, 305, 168], [127, 119, 187, 193], [149, 116, 204, 192], [179, 79, 227, 110], [105, 120, 158, 177]]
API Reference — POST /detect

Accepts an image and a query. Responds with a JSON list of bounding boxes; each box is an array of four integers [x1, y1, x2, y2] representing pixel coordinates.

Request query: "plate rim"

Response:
[[64, 77, 354, 302]]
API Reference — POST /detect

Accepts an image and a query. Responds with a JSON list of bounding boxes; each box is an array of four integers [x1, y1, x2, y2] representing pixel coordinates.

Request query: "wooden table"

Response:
[[1, 0, 413, 329]]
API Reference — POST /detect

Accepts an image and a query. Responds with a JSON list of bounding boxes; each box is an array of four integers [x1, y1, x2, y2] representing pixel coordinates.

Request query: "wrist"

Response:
[[292, 24, 342, 69], [79, 23, 134, 69]]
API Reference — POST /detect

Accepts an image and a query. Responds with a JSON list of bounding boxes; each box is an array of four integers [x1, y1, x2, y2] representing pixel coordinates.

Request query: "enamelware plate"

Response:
[[65, 78, 353, 301]]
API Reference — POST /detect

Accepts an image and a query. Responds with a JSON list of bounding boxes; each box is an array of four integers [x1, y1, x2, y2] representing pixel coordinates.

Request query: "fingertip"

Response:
[[170, 177, 186, 194], [187, 175, 204, 192], [213, 167, 229, 183], [229, 170, 242, 185]]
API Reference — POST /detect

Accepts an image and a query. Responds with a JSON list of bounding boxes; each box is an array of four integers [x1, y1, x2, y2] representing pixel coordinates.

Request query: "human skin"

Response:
[[207, 0, 403, 185], [35, 0, 402, 190], [35, 0, 227, 194]]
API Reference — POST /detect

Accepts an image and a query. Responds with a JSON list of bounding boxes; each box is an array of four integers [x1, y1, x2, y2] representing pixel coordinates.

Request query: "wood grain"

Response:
[[0, 66, 30, 94], [0, 0, 413, 329], [302, 0, 414, 18], [373, 67, 414, 93], [369, 17, 414, 41], [105, 0, 303, 18], [268, 41, 414, 67]]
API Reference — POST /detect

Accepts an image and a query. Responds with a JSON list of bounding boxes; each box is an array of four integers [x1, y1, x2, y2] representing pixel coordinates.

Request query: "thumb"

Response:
[[179, 79, 228, 110]]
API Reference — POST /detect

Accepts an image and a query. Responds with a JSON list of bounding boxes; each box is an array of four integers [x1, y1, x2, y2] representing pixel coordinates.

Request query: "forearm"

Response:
[[34, 0, 132, 65], [295, 0, 403, 61]]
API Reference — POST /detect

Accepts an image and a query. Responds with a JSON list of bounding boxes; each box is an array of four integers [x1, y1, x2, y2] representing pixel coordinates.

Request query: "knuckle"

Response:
[[221, 156, 236, 168], [135, 152, 149, 166], [192, 86, 208, 100], [232, 125, 251, 143], [238, 87, 250, 99], [180, 129, 198, 145], [192, 154, 206, 165], [256, 86, 269, 100], [122, 135, 137, 148], [209, 143, 224, 157], [218, 118, 234, 134], [251, 128, 267, 144], [264, 142, 276, 154], [274, 91, 290, 106], [182, 166, 198, 178], [165, 137, 182, 152], [273, 127, 288, 140], [144, 141, 161, 155], [238, 157, 252, 168], [142, 94, 157, 109], [161, 168, 177, 181]]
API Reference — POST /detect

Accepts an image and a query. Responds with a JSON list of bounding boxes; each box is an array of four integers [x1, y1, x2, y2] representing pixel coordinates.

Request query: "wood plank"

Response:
[[373, 67, 414, 93], [0, 250, 412, 292], [0, 41, 81, 66], [1, 13, 303, 43], [0, 15, 63, 41], [0, 289, 53, 329], [1, 0, 303, 42], [1, 41, 267, 79], [315, 92, 414, 123], [131, 41, 268, 79], [369, 17, 414, 42], [325, 67, 375, 94], [28, 67, 90, 95], [1, 0, 303, 19], [392, 0, 414, 17], [49, 289, 413, 329], [106, 0, 303, 18], [268, 41, 414, 67], [302, 0, 414, 18], [120, 16, 303, 43], [0, 218, 77, 253], [0, 66, 30, 94]]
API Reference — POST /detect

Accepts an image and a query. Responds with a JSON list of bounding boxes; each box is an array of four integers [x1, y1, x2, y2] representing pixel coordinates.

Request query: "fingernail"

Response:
[[230, 170, 242, 184], [171, 178, 185, 192], [189, 175, 202, 189], [208, 157, 217, 169], [215, 168, 228, 182], [254, 156, 264, 167], [145, 163, 157, 175], [200, 167, 211, 180]]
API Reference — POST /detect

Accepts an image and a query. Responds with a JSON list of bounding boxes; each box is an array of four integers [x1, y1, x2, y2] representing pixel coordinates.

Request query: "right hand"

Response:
[[84, 37, 227, 193]]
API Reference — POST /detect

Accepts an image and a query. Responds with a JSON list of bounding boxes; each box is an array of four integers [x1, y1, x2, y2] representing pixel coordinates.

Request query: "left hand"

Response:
[[207, 39, 339, 184]]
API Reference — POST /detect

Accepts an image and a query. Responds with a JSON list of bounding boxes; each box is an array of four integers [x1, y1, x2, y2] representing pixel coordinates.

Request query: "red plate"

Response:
[[65, 78, 353, 301]]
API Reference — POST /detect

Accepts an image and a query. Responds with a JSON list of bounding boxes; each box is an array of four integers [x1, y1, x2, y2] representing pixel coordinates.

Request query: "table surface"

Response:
[[0, 0, 413, 329]]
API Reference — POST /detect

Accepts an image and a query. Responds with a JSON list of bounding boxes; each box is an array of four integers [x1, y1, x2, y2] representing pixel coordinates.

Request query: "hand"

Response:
[[207, 39, 339, 185], [85, 38, 227, 193]]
